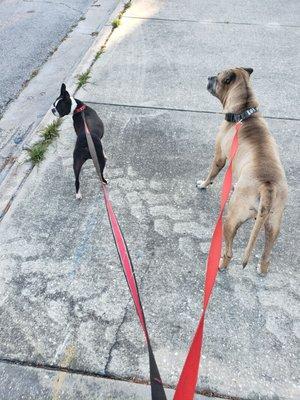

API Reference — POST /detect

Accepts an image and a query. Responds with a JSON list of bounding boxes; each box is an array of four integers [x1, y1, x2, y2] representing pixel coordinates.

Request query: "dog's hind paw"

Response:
[[256, 263, 267, 277], [196, 180, 208, 190], [76, 191, 82, 200]]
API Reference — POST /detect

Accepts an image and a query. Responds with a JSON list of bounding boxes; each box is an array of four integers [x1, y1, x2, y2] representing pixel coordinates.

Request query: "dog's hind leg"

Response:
[[93, 136, 107, 184], [73, 155, 86, 200], [258, 207, 283, 276], [220, 189, 253, 270]]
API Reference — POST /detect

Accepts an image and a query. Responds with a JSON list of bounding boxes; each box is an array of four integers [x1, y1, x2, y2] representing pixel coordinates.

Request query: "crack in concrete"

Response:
[[0, 356, 247, 399], [104, 302, 130, 375], [104, 194, 160, 376], [124, 15, 300, 29]]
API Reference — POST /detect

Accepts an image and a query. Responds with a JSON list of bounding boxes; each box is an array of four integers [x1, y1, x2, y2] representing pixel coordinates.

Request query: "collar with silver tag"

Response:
[[225, 107, 258, 123]]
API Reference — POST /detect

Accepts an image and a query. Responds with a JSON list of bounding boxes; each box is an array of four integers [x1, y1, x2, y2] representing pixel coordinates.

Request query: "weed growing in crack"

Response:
[[30, 69, 39, 79], [112, 18, 121, 28], [27, 142, 48, 165], [112, 1, 131, 29], [27, 119, 61, 165], [94, 45, 106, 61], [41, 119, 62, 142], [77, 70, 91, 89]]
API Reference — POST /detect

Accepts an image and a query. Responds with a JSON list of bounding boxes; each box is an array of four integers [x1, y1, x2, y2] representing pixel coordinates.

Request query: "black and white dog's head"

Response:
[[52, 83, 77, 117]]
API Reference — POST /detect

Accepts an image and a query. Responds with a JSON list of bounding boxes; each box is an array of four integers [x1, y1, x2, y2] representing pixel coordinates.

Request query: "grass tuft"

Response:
[[27, 119, 61, 165], [94, 45, 106, 61], [111, 1, 131, 29], [77, 69, 91, 89], [94, 51, 101, 61], [30, 69, 39, 79], [27, 142, 48, 165], [41, 119, 62, 142], [112, 18, 121, 28]]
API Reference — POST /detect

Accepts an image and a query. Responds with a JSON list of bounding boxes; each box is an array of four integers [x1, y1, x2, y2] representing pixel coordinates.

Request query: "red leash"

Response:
[[83, 108, 240, 398], [173, 122, 240, 399], [102, 185, 167, 399], [82, 113, 167, 400]]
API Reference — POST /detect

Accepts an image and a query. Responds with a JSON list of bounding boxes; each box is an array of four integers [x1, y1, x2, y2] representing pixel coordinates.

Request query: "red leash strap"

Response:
[[174, 123, 240, 399], [82, 114, 167, 400], [102, 185, 167, 400]]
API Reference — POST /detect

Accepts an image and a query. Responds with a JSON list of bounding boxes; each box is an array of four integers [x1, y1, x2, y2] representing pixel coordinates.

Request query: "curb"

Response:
[[0, 1, 127, 221]]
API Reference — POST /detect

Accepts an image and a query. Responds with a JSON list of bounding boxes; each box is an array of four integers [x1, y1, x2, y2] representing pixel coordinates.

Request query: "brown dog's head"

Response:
[[207, 68, 257, 112]]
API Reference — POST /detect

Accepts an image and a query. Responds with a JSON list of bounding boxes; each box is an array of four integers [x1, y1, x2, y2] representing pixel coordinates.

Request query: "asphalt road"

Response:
[[0, 0, 94, 118]]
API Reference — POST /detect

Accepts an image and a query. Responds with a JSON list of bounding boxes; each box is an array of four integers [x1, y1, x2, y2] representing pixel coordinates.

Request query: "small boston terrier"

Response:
[[52, 83, 107, 199]]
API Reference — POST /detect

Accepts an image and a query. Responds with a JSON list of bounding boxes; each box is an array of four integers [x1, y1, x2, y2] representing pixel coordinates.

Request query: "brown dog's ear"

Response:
[[242, 68, 254, 76]]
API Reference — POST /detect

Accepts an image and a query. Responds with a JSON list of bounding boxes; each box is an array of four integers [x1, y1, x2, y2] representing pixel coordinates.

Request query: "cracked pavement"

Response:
[[0, 0, 299, 399]]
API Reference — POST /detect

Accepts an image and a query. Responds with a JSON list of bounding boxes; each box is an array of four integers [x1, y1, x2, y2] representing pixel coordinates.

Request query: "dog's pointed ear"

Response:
[[242, 67, 254, 76], [60, 83, 66, 95], [60, 83, 70, 98]]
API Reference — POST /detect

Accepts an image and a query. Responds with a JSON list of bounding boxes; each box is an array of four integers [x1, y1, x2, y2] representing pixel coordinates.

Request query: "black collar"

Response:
[[225, 107, 258, 123]]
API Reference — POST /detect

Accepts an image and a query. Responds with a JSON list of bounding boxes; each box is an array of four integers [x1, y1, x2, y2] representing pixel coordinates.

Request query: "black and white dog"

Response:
[[52, 83, 107, 199]]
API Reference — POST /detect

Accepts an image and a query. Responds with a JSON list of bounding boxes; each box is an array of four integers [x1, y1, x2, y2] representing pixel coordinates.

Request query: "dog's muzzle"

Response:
[[52, 107, 58, 116], [207, 76, 217, 96]]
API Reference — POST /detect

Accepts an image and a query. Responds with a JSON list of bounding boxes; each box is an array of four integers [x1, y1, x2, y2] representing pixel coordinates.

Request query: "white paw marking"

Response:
[[76, 191, 82, 200], [218, 257, 227, 272], [196, 180, 207, 189], [256, 263, 266, 277]]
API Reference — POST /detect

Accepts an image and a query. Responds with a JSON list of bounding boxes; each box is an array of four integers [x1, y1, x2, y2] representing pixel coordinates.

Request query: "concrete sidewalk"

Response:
[[0, 0, 299, 399], [0, 362, 208, 400]]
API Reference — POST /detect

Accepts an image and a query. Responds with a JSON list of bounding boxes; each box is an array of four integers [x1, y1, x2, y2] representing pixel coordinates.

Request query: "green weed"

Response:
[[77, 69, 91, 89], [112, 18, 121, 28], [27, 119, 61, 165]]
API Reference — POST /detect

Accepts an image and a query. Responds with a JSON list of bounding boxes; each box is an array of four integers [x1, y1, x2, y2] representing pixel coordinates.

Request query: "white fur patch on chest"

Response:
[[70, 97, 77, 113]]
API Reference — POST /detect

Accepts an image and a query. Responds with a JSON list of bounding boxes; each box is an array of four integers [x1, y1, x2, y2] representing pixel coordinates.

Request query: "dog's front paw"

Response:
[[218, 257, 228, 272], [196, 180, 208, 190], [75, 191, 82, 200]]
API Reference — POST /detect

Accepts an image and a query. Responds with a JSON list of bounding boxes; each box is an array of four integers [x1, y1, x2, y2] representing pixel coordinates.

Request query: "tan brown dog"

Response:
[[197, 67, 288, 276]]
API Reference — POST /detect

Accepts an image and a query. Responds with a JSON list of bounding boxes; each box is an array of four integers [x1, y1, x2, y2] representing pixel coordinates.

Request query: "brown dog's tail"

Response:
[[242, 182, 276, 268]]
